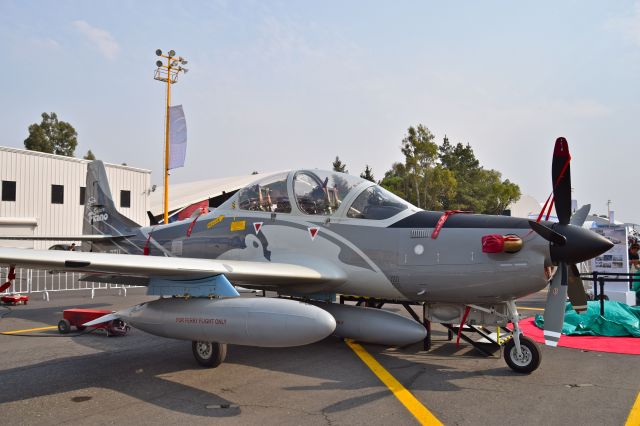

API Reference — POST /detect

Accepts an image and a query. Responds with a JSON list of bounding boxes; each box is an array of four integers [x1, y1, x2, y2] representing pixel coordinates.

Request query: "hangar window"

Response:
[[120, 190, 131, 208], [1, 180, 16, 202], [51, 185, 64, 204], [80, 187, 86, 205]]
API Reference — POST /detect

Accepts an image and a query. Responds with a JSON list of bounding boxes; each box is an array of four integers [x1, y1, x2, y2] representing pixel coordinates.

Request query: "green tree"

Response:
[[477, 170, 521, 214], [332, 156, 348, 173], [360, 165, 375, 182], [380, 162, 410, 201], [438, 137, 520, 213], [83, 150, 96, 160], [424, 165, 457, 211], [24, 112, 78, 157], [438, 137, 483, 211], [381, 125, 520, 213], [400, 125, 438, 208]]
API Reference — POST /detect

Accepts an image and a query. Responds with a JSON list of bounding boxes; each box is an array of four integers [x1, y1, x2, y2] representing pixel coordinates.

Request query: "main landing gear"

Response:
[[504, 301, 541, 374], [192, 341, 227, 368]]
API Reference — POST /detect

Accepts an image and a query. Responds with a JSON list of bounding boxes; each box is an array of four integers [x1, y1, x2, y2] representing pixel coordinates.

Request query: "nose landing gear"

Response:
[[504, 335, 541, 373], [504, 301, 542, 374]]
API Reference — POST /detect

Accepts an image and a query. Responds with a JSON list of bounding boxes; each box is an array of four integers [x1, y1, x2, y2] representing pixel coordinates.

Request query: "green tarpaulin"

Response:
[[534, 300, 640, 337], [632, 272, 640, 292]]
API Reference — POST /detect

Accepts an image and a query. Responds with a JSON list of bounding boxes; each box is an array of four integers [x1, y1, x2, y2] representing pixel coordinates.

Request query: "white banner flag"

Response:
[[168, 105, 187, 170]]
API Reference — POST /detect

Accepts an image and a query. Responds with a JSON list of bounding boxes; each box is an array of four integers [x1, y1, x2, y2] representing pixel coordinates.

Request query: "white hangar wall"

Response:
[[0, 146, 150, 250]]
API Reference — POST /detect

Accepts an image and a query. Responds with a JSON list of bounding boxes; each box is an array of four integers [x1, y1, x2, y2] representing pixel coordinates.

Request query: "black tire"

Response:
[[192, 341, 227, 368], [58, 319, 71, 334], [504, 335, 541, 374]]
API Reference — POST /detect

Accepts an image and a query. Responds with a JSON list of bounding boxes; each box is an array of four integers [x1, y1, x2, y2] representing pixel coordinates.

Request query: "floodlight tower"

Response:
[[154, 49, 188, 224]]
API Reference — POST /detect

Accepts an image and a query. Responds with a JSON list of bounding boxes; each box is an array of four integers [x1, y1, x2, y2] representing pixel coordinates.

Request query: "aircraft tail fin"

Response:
[[82, 161, 141, 251]]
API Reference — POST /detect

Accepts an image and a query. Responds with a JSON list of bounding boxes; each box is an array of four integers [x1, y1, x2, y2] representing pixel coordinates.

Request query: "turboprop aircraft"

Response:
[[0, 137, 612, 373]]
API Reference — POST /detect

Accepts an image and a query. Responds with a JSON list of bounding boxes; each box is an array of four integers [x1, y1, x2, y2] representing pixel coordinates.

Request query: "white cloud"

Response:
[[72, 20, 120, 60], [31, 38, 60, 50], [605, 1, 640, 47]]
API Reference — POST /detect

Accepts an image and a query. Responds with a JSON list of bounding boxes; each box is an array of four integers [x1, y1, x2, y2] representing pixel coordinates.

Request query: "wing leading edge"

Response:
[[0, 234, 135, 241], [0, 247, 346, 288]]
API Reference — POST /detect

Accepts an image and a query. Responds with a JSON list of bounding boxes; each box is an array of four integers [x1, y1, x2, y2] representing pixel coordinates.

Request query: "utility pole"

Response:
[[154, 49, 188, 224]]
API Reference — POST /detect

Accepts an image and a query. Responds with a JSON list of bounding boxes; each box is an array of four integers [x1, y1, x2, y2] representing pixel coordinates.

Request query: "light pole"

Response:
[[154, 49, 188, 224]]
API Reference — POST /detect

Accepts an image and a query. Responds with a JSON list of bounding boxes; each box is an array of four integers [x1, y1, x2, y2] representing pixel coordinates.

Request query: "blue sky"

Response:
[[2, 1, 639, 222]]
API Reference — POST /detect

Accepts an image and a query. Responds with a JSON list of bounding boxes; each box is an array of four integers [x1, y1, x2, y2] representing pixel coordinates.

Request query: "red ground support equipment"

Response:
[[1, 294, 29, 306], [59, 309, 130, 336]]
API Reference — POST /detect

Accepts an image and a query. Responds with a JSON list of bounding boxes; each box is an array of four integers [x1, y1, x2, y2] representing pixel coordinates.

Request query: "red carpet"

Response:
[[518, 318, 640, 355]]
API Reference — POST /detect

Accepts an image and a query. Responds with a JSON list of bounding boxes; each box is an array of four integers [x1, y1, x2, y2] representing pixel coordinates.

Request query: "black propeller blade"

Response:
[[543, 262, 568, 347], [567, 204, 591, 314], [552, 137, 572, 225], [568, 264, 588, 313], [528, 220, 566, 246], [570, 204, 590, 227], [531, 141, 610, 346], [539, 140, 604, 346]]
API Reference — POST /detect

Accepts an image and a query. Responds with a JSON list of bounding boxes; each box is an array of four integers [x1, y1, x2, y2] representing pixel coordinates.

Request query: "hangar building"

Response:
[[0, 146, 151, 250]]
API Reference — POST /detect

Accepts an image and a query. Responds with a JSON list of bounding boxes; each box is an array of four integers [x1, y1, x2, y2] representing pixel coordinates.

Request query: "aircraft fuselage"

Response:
[[91, 208, 550, 304]]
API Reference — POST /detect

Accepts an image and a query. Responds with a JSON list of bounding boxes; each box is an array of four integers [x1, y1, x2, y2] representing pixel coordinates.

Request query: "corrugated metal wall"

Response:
[[0, 146, 150, 249]]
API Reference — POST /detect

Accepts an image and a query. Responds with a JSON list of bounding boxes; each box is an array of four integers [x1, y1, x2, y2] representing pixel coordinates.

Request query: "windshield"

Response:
[[347, 185, 411, 219], [219, 172, 291, 213], [293, 170, 363, 215]]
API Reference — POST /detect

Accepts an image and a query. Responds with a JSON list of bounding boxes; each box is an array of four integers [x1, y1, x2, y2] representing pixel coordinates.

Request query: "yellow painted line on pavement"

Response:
[[518, 306, 544, 311], [345, 339, 442, 425], [0, 325, 57, 335], [626, 391, 640, 426]]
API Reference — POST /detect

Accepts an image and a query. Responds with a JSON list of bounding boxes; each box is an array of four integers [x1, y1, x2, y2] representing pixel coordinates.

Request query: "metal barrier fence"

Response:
[[580, 272, 640, 315], [0, 266, 142, 299]]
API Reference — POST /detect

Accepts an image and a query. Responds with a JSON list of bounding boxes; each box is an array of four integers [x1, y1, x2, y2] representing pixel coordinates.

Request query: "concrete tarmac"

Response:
[[0, 289, 638, 425]]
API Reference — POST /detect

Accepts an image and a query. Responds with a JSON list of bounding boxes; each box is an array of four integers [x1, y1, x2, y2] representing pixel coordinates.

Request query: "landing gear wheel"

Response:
[[58, 319, 71, 334], [192, 341, 227, 368], [504, 335, 541, 374]]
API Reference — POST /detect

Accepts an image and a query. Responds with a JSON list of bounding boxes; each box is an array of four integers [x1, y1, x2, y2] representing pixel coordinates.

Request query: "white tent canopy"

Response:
[[150, 172, 280, 216]]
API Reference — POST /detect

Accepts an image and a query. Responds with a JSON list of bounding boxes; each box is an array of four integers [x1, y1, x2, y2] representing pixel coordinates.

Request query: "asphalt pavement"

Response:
[[0, 289, 638, 425]]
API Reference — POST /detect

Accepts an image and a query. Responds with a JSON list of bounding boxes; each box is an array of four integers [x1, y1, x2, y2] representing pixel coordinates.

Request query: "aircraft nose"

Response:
[[550, 225, 614, 264]]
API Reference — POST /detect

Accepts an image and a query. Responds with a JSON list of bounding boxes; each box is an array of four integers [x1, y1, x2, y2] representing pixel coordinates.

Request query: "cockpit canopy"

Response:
[[219, 170, 417, 220]]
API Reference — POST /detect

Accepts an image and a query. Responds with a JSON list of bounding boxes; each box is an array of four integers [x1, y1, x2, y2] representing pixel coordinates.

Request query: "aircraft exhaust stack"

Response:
[[94, 298, 336, 347]]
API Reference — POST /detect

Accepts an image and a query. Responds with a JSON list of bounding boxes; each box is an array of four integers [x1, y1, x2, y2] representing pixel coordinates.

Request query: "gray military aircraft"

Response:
[[0, 137, 612, 373]]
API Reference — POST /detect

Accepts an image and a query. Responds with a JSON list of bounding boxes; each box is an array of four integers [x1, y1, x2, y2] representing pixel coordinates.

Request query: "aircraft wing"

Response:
[[0, 234, 135, 241], [0, 247, 346, 287]]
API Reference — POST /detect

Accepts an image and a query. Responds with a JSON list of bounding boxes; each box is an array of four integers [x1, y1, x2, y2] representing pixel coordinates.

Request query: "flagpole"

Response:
[[164, 59, 172, 225], [154, 49, 188, 224]]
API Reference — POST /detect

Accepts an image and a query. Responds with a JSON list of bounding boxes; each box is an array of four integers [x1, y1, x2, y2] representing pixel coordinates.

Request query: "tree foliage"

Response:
[[83, 150, 96, 160], [400, 125, 438, 207], [360, 165, 375, 182], [24, 112, 78, 157], [381, 125, 521, 214], [332, 156, 348, 173]]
